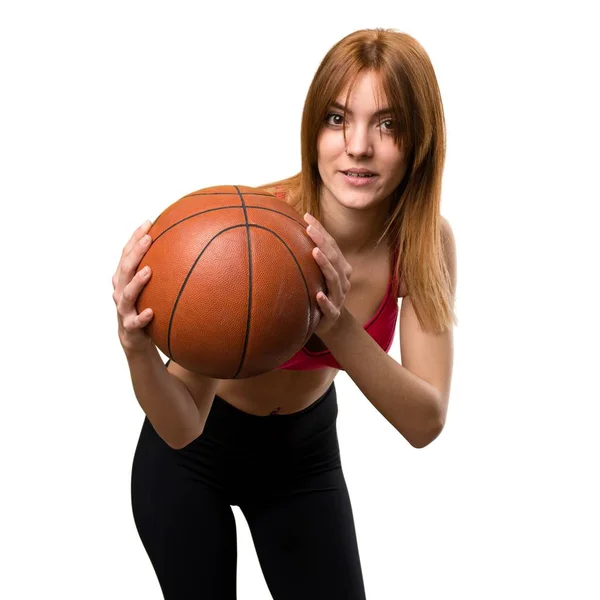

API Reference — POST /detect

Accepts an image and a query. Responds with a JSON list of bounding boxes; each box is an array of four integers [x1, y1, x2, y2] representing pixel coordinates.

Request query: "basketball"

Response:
[[135, 184, 326, 379]]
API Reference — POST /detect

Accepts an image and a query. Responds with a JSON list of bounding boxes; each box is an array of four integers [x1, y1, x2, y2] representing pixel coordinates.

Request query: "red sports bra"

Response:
[[272, 184, 400, 371], [277, 271, 399, 370]]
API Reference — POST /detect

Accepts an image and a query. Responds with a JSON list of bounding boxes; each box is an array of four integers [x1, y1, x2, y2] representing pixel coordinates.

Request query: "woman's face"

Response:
[[316, 70, 407, 212]]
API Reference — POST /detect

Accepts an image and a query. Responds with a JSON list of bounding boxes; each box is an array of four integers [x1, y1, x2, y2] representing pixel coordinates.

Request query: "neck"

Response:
[[318, 194, 391, 259]]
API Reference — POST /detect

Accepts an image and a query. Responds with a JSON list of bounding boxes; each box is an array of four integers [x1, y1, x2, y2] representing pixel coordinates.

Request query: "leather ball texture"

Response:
[[136, 184, 326, 379]]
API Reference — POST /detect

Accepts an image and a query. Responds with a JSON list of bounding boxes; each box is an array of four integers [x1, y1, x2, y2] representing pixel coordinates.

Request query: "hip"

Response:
[[132, 382, 341, 502]]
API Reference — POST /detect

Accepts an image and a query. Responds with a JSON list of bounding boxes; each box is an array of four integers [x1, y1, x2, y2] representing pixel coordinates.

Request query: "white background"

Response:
[[1, 0, 599, 598]]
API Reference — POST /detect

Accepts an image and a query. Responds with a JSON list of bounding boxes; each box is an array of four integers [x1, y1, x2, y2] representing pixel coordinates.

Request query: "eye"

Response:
[[380, 118, 395, 131], [325, 112, 344, 126]]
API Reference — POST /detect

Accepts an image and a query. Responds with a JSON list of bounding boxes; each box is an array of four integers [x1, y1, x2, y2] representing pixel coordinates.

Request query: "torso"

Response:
[[215, 243, 395, 415]]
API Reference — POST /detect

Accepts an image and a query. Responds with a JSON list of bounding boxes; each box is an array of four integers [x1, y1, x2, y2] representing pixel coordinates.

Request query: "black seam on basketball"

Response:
[[166, 224, 242, 361], [238, 226, 314, 377], [166, 223, 313, 377], [151, 205, 304, 245], [233, 185, 252, 379]]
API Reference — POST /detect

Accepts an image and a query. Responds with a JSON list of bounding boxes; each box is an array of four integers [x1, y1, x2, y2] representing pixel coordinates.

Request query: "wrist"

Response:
[[317, 306, 351, 345], [122, 337, 156, 363]]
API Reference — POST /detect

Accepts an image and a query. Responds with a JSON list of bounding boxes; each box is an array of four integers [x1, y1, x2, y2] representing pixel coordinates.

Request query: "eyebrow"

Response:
[[330, 100, 393, 118]]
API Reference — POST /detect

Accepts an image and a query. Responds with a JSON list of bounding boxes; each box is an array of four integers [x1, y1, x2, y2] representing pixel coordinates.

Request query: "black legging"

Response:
[[131, 381, 367, 599]]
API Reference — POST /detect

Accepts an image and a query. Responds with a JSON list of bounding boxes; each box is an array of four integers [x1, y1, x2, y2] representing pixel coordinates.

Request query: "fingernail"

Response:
[[141, 235, 151, 245]]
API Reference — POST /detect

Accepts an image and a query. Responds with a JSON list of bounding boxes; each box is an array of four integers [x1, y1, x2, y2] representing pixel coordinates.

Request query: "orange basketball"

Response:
[[136, 184, 326, 379]]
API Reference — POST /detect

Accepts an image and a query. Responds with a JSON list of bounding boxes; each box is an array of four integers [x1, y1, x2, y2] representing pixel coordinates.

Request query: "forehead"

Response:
[[335, 70, 388, 109]]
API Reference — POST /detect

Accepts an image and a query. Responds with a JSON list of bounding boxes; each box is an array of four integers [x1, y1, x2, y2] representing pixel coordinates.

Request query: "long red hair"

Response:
[[261, 28, 456, 333]]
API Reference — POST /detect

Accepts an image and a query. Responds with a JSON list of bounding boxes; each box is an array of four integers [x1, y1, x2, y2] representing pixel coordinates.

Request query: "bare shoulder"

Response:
[[440, 215, 454, 244], [398, 274, 408, 298]]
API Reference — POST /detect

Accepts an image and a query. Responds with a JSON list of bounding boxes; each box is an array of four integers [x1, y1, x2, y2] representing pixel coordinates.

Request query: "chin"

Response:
[[332, 187, 385, 210]]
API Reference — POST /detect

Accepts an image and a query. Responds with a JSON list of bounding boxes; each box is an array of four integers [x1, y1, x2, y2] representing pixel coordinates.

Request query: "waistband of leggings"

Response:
[[204, 381, 337, 444]]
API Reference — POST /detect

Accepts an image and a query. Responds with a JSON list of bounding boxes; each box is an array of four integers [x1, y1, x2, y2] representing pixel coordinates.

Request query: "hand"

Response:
[[304, 213, 353, 338], [112, 220, 155, 355]]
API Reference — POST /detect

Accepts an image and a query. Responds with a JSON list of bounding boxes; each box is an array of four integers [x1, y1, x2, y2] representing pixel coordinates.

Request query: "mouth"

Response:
[[340, 170, 377, 178], [339, 170, 378, 187]]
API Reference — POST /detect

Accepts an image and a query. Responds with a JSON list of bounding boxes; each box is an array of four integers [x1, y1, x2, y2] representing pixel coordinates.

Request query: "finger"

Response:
[[303, 212, 319, 227], [304, 214, 325, 236], [114, 221, 152, 293], [314, 248, 344, 300], [305, 216, 338, 246], [120, 265, 152, 312], [306, 224, 329, 255], [111, 268, 122, 291], [120, 220, 153, 261], [345, 264, 353, 282], [306, 224, 342, 265], [316, 291, 339, 318], [122, 307, 154, 332], [313, 243, 349, 288], [117, 233, 152, 292]]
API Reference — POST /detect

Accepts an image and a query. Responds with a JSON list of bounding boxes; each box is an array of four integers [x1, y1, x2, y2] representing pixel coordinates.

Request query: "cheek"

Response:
[[385, 146, 406, 176], [317, 131, 342, 163]]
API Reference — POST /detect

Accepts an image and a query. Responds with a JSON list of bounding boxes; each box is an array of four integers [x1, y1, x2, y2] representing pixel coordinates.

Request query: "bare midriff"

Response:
[[215, 367, 339, 416]]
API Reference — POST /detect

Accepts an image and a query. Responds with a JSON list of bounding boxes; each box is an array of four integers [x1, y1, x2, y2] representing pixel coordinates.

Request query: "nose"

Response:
[[344, 125, 374, 158]]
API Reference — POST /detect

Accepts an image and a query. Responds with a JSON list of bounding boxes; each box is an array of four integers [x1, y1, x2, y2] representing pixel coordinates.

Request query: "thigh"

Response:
[[240, 468, 367, 600], [131, 418, 238, 600]]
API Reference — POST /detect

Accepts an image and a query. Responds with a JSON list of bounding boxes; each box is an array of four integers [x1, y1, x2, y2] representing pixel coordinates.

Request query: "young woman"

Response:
[[113, 28, 457, 600]]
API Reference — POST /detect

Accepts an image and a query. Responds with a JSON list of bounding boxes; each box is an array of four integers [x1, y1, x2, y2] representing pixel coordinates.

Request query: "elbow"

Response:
[[166, 439, 189, 451], [164, 426, 204, 450], [408, 413, 446, 449], [409, 389, 448, 448]]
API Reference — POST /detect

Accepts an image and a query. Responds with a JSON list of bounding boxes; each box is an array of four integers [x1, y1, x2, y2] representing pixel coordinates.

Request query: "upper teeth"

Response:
[[345, 172, 373, 177]]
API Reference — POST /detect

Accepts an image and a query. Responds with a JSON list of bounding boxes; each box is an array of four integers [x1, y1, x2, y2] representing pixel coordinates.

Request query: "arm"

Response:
[[126, 343, 218, 449], [114, 221, 219, 450], [318, 309, 443, 448], [319, 218, 457, 448]]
